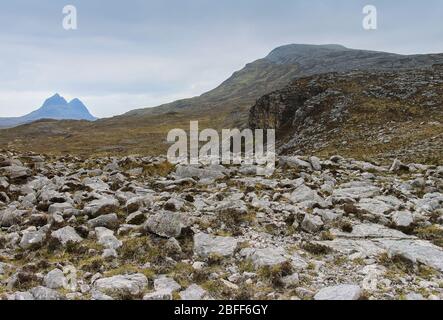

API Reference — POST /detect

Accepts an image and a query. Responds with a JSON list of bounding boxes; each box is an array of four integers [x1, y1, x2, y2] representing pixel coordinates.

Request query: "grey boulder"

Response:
[[144, 211, 184, 238], [51, 226, 83, 246], [44, 268, 67, 289], [87, 213, 119, 229], [94, 274, 148, 297], [179, 284, 208, 300], [193, 233, 238, 258], [314, 284, 362, 300], [84, 197, 119, 217]]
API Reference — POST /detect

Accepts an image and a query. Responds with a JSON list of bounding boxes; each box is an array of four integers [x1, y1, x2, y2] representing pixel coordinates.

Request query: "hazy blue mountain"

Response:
[[0, 94, 97, 128]]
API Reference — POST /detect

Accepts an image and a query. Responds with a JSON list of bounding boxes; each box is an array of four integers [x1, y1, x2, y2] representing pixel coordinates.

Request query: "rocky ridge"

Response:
[[0, 151, 442, 300], [249, 66, 443, 164]]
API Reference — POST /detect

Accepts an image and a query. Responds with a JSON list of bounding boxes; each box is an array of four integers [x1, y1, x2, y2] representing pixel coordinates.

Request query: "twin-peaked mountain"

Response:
[[0, 94, 96, 128]]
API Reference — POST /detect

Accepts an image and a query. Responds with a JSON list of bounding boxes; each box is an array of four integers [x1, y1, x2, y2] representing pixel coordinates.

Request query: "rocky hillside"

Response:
[[128, 44, 443, 118], [1, 45, 443, 156], [0, 151, 442, 300], [0, 94, 96, 128], [249, 65, 443, 165]]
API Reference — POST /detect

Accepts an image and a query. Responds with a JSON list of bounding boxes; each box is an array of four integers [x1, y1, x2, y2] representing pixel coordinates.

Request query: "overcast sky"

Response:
[[0, 0, 442, 118]]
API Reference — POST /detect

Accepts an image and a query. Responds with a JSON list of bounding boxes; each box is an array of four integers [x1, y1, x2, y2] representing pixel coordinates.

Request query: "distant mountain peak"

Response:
[[0, 94, 97, 128], [42, 93, 68, 107], [68, 98, 86, 107]]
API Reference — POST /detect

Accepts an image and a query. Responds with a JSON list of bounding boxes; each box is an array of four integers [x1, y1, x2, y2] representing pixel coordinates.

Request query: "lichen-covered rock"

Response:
[[83, 197, 119, 217], [20, 227, 48, 249], [51, 226, 83, 246], [94, 274, 148, 298], [87, 213, 119, 229], [44, 269, 67, 290], [95, 227, 122, 250], [0, 207, 27, 227], [7, 292, 35, 301], [144, 211, 184, 238], [314, 284, 362, 300], [179, 284, 208, 300], [48, 202, 73, 215], [332, 182, 380, 199], [378, 239, 443, 272], [288, 185, 324, 205], [391, 211, 414, 228], [241, 247, 288, 267], [193, 233, 238, 258], [125, 195, 153, 213], [280, 156, 312, 171], [29, 286, 64, 300], [301, 214, 324, 233], [1, 165, 31, 180]]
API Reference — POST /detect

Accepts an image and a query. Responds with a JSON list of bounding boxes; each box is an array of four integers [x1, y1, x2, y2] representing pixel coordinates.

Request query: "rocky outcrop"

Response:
[[249, 67, 443, 164]]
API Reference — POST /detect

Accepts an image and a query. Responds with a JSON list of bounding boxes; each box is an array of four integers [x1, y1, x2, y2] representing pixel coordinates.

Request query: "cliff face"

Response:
[[248, 82, 324, 130], [249, 66, 443, 164]]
